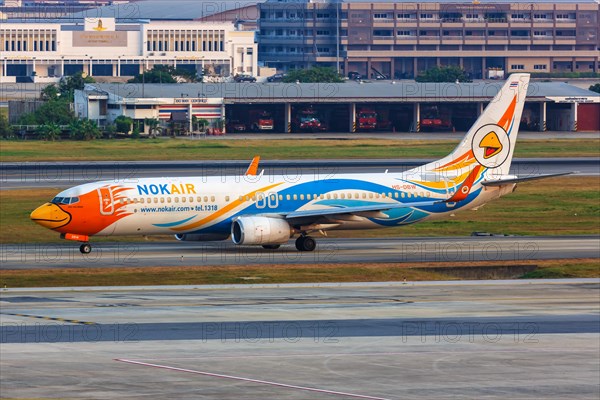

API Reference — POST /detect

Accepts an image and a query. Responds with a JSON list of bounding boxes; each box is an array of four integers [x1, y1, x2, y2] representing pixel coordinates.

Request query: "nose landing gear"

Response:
[[79, 243, 92, 254]]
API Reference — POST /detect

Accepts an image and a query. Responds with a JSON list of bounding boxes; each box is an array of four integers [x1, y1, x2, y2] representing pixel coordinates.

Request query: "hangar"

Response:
[[75, 80, 600, 134]]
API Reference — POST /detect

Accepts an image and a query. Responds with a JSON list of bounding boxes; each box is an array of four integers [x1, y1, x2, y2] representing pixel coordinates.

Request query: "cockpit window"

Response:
[[51, 197, 79, 205]]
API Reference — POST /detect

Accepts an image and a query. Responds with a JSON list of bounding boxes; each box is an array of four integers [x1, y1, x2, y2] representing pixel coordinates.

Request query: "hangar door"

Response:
[[577, 104, 600, 131]]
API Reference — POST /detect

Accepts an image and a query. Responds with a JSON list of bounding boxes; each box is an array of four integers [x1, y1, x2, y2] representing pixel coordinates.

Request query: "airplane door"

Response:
[[443, 180, 456, 208], [97, 187, 115, 215]]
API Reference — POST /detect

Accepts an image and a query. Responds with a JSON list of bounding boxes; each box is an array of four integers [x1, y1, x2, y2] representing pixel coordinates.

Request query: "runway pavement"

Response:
[[1, 236, 598, 269], [1, 158, 597, 189], [1, 280, 598, 399]]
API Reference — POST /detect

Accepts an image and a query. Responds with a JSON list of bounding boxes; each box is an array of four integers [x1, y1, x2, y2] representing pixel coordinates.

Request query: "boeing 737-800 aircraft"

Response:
[[30, 73, 564, 254]]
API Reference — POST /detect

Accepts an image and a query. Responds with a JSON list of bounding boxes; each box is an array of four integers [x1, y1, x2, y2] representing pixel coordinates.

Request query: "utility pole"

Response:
[[336, 0, 340, 75]]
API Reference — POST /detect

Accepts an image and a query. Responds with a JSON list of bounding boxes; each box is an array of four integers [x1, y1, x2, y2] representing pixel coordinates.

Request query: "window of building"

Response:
[[374, 13, 391, 19], [316, 30, 330, 36], [397, 13, 414, 20], [317, 47, 331, 53], [511, 64, 525, 70], [511, 13, 527, 20], [420, 13, 434, 20], [316, 13, 330, 19], [534, 64, 547, 70], [397, 30, 413, 36]]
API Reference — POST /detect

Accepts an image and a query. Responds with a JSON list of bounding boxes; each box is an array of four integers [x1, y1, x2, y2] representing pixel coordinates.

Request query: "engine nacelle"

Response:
[[174, 233, 229, 242], [231, 216, 292, 245]]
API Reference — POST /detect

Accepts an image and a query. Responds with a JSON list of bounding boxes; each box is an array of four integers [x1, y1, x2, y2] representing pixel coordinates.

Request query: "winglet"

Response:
[[245, 156, 261, 176]]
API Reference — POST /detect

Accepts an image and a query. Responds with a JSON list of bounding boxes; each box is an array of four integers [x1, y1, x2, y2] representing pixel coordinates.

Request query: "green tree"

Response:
[[145, 118, 162, 137], [69, 119, 101, 140], [0, 114, 15, 138], [104, 123, 117, 139], [58, 71, 95, 102], [18, 100, 74, 126], [589, 83, 600, 94], [127, 65, 199, 84], [114, 115, 133, 134], [41, 84, 60, 101], [282, 66, 344, 83], [35, 123, 62, 141], [416, 66, 472, 83]]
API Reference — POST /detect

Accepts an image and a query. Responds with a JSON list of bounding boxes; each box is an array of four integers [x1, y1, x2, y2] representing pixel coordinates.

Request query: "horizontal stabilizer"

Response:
[[482, 172, 573, 186]]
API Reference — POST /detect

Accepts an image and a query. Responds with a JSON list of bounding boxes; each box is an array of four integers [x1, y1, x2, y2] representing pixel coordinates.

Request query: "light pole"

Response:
[[336, 0, 340, 75]]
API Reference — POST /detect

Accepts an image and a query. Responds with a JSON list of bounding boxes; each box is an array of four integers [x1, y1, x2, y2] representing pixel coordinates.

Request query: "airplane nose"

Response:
[[30, 203, 71, 229]]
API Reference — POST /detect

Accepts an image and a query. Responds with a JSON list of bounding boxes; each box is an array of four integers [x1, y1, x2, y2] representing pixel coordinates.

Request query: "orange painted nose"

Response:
[[30, 203, 71, 230]]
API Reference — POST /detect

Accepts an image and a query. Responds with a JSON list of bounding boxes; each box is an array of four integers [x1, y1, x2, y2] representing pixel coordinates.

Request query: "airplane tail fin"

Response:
[[423, 73, 530, 179]]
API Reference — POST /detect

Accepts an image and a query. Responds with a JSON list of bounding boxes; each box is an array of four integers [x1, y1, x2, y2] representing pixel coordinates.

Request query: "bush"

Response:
[[283, 66, 344, 83], [115, 116, 133, 134], [589, 83, 600, 94], [69, 119, 101, 140], [0, 114, 15, 139], [416, 66, 472, 83], [35, 123, 62, 141]]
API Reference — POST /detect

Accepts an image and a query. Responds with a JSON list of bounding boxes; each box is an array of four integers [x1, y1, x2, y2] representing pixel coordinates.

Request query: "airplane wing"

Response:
[[482, 172, 573, 186], [283, 200, 441, 220], [245, 155, 261, 176]]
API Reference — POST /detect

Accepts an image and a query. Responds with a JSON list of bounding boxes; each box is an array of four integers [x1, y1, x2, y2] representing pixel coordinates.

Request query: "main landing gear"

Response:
[[79, 243, 92, 254], [295, 235, 316, 252]]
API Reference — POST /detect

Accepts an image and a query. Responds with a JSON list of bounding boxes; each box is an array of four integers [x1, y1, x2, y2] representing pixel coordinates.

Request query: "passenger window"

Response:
[[307, 194, 312, 200], [181, 197, 185, 203], [394, 193, 399, 199], [401, 193, 405, 198], [293, 194, 298, 200], [211, 196, 215, 202], [278, 195, 283, 201], [326, 194, 331, 199], [167, 197, 172, 203], [286, 195, 291, 200], [320, 194, 324, 199], [239, 196, 243, 201], [160, 198, 165, 203], [226, 196, 230, 202], [154, 198, 158, 203], [204, 196, 209, 202], [362, 193, 366, 199], [300, 194, 305, 200], [340, 194, 345, 199]]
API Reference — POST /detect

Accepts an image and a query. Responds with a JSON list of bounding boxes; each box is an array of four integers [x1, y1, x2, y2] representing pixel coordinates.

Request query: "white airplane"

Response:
[[31, 73, 565, 254]]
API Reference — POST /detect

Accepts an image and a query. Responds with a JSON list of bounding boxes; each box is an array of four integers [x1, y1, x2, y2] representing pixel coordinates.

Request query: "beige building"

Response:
[[0, 17, 257, 83], [258, 0, 599, 78]]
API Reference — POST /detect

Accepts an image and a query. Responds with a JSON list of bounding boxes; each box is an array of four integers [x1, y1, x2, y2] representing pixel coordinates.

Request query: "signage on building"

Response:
[[174, 98, 209, 104], [73, 31, 128, 47], [546, 96, 599, 103]]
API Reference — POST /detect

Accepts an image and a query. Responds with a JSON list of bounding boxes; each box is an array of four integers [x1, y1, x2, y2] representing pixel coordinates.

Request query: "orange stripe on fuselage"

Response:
[[173, 182, 284, 232]]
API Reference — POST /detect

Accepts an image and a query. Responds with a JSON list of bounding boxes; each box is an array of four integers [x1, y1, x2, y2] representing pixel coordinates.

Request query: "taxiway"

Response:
[[1, 280, 598, 399]]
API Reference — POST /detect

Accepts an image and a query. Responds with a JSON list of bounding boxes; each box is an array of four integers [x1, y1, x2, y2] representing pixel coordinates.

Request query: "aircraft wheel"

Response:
[[295, 236, 316, 252], [262, 244, 280, 250], [302, 236, 316, 252], [80, 243, 92, 254]]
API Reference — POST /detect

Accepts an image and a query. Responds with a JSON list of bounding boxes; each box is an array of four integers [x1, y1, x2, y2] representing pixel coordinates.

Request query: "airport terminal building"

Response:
[[258, 0, 600, 78], [0, 16, 258, 82]]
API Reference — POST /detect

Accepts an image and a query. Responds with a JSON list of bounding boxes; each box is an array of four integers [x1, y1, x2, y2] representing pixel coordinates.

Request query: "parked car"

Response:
[[234, 74, 257, 83], [348, 71, 362, 80], [267, 73, 286, 82]]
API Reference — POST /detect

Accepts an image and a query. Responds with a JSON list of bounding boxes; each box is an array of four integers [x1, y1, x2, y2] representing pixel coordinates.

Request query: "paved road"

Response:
[[1, 236, 598, 269], [1, 280, 598, 399], [1, 158, 597, 189]]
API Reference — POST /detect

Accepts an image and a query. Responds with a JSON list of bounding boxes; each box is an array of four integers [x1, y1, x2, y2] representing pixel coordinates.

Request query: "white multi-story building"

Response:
[[0, 17, 257, 82]]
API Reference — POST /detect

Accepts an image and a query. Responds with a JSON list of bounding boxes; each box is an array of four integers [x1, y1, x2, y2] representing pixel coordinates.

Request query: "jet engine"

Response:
[[231, 216, 292, 245]]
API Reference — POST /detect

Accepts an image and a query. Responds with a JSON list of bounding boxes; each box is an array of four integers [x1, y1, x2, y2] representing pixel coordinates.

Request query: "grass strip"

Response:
[[0, 259, 597, 288], [1, 138, 599, 161]]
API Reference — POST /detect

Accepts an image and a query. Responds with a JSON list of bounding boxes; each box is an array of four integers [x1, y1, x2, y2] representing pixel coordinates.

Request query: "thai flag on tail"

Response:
[[509, 81, 519, 88]]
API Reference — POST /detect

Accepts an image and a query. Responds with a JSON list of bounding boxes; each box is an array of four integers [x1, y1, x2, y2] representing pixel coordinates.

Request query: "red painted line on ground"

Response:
[[115, 358, 391, 400]]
